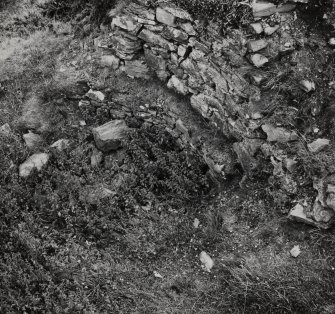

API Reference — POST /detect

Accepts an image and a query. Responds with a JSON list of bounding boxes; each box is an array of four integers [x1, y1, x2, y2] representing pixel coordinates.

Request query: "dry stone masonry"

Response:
[[96, 0, 334, 228]]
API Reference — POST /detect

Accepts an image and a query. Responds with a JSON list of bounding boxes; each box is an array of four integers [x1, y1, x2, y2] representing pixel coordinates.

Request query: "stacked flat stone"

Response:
[[105, 0, 334, 228]]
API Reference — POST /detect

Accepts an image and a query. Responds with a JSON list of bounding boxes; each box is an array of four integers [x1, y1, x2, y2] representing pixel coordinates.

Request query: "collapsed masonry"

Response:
[[96, 0, 334, 228]]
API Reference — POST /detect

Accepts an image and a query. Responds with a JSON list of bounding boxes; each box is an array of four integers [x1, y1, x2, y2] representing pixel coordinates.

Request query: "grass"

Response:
[[0, 0, 335, 313]]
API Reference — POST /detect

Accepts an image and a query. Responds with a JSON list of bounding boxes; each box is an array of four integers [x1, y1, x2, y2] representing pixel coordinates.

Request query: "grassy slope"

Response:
[[0, 1, 335, 313]]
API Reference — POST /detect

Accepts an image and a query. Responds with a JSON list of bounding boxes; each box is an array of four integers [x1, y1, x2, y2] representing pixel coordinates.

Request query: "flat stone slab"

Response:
[[253, 2, 296, 17], [19, 153, 49, 178], [308, 138, 330, 153], [247, 39, 268, 52], [262, 124, 298, 143], [288, 203, 332, 229], [93, 120, 130, 152], [156, 7, 176, 26], [50, 139, 70, 151], [138, 29, 175, 51], [111, 15, 142, 34], [159, 3, 193, 21]]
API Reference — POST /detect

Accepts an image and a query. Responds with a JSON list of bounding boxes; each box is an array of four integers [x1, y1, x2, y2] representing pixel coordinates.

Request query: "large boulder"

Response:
[[19, 153, 49, 178], [93, 120, 130, 152]]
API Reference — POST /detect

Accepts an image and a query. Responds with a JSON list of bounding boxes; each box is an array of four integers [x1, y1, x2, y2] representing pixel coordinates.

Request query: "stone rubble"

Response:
[[100, 0, 334, 227]]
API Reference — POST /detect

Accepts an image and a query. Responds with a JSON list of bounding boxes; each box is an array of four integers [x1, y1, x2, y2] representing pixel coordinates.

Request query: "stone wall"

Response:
[[99, 0, 334, 228], [105, 0, 263, 170]]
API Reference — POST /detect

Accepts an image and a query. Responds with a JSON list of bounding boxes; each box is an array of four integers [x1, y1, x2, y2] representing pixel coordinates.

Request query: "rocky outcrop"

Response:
[[101, 0, 334, 227]]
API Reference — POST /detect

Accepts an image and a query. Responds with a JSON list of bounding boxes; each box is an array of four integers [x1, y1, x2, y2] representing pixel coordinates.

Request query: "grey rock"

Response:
[[264, 24, 280, 36], [23, 132, 44, 150], [156, 7, 176, 26], [125, 2, 155, 21], [159, 3, 193, 21], [110, 30, 142, 60], [190, 94, 221, 118], [310, 200, 334, 223], [180, 22, 196, 36], [167, 75, 189, 95], [247, 39, 268, 53], [189, 48, 206, 61], [253, 2, 296, 18], [283, 158, 298, 173], [188, 37, 210, 53], [19, 153, 49, 178], [180, 58, 201, 79], [0, 123, 12, 136], [138, 29, 175, 51], [162, 26, 188, 43], [262, 124, 298, 143], [111, 15, 142, 34], [101, 55, 120, 69], [177, 45, 187, 57], [329, 38, 335, 46], [299, 80, 315, 92], [308, 138, 330, 153], [86, 89, 105, 101], [50, 139, 70, 151], [93, 120, 130, 152], [249, 23, 263, 34], [288, 203, 333, 229], [145, 24, 164, 32], [249, 54, 269, 67]]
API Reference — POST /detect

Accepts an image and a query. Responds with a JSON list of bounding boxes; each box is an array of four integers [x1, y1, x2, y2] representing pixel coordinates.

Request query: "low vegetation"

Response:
[[0, 0, 335, 313]]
